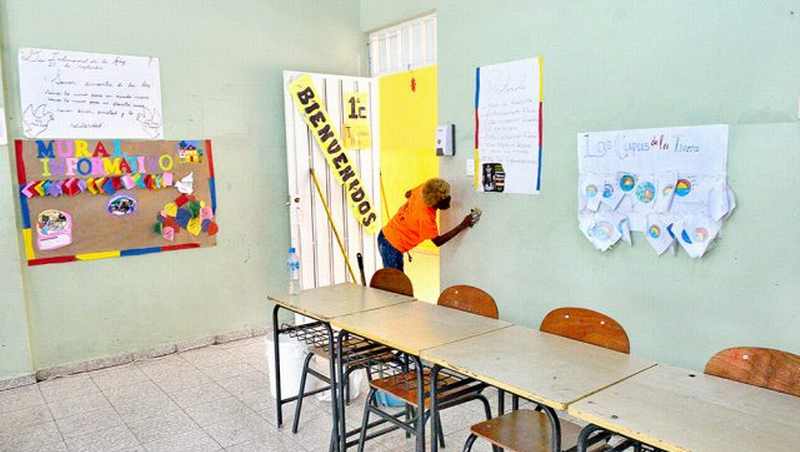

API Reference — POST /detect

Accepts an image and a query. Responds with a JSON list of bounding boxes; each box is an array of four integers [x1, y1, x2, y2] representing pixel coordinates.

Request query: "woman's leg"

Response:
[[377, 231, 404, 271]]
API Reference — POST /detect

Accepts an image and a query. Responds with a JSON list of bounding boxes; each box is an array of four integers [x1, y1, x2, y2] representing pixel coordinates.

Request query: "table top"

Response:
[[567, 364, 800, 452], [267, 283, 414, 321], [330, 301, 512, 356], [420, 325, 656, 411]]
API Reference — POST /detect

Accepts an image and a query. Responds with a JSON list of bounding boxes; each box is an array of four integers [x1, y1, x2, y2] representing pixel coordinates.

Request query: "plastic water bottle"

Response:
[[288, 247, 301, 295]]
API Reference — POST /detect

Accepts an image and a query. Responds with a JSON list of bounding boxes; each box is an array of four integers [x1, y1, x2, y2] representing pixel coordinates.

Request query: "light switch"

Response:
[[466, 159, 474, 177]]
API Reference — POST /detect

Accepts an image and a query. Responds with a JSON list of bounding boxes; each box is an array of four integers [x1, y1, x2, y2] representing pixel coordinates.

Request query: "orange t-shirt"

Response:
[[382, 186, 439, 253]]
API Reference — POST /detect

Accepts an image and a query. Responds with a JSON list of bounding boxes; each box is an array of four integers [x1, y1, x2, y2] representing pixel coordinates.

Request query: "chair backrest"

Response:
[[369, 268, 414, 297], [704, 347, 800, 397], [539, 307, 630, 354], [437, 285, 498, 319]]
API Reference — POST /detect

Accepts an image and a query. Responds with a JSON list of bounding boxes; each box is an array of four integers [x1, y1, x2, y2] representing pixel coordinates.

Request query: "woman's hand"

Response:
[[460, 213, 478, 228], [462, 209, 481, 228]]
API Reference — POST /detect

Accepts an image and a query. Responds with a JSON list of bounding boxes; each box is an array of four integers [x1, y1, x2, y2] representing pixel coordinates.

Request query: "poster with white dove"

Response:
[[18, 48, 163, 139]]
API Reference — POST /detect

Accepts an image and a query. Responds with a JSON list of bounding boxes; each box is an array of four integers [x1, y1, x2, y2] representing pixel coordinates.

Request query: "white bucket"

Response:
[[265, 335, 308, 399], [312, 357, 365, 402]]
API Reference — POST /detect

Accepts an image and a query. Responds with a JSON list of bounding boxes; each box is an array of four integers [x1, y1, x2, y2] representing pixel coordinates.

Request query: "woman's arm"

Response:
[[431, 214, 476, 247]]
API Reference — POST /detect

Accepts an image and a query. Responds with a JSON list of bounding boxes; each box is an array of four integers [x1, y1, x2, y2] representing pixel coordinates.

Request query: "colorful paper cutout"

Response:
[[600, 180, 624, 210], [177, 140, 203, 163], [619, 174, 636, 192], [635, 181, 656, 204], [36, 209, 72, 251], [107, 193, 137, 216], [153, 191, 218, 241], [579, 212, 622, 252], [645, 215, 674, 255], [676, 217, 721, 258], [199, 206, 213, 221], [675, 178, 692, 197], [581, 175, 603, 211], [187, 218, 202, 236], [175, 172, 194, 194], [654, 172, 677, 213]]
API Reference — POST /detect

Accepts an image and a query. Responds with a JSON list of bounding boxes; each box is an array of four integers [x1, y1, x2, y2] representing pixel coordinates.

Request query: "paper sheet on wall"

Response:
[[577, 124, 735, 258], [18, 48, 163, 139], [474, 57, 542, 194]]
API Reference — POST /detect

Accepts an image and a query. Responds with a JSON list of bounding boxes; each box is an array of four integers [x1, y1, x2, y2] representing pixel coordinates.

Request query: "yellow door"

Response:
[[379, 65, 440, 302]]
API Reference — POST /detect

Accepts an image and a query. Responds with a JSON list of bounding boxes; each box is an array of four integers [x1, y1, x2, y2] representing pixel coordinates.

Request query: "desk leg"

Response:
[[541, 405, 561, 452], [576, 424, 606, 452], [336, 331, 348, 452], [413, 356, 426, 452], [497, 389, 505, 416], [323, 324, 341, 452], [429, 365, 441, 452], [272, 304, 283, 428]]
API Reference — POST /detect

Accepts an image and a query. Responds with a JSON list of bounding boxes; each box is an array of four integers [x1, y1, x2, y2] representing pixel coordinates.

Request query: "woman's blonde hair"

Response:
[[422, 178, 451, 207]]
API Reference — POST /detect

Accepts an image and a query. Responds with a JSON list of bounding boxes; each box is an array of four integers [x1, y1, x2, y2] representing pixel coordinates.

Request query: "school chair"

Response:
[[369, 268, 414, 297], [705, 346, 800, 397], [463, 307, 629, 452], [290, 271, 415, 434], [356, 285, 499, 451]]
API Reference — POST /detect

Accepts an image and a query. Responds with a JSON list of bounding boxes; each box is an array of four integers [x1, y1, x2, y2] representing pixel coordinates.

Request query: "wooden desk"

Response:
[[568, 364, 800, 452], [268, 283, 414, 321], [331, 301, 511, 452], [267, 283, 413, 452], [330, 301, 512, 355], [421, 325, 656, 411]]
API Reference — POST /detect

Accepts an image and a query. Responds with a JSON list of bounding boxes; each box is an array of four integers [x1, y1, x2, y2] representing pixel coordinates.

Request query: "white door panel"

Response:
[[283, 71, 381, 289]]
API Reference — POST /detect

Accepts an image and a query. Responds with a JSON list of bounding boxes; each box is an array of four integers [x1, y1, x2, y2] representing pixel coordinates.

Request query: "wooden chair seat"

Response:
[[369, 369, 480, 409], [470, 409, 597, 452]]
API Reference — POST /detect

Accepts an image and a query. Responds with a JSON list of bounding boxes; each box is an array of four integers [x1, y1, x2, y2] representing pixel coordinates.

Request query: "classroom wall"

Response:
[[362, 0, 800, 370], [360, 0, 435, 31], [0, 37, 34, 382], [0, 0, 365, 374]]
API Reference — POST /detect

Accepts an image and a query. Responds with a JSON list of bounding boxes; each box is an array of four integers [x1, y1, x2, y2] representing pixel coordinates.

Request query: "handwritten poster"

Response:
[[577, 124, 735, 257], [474, 57, 543, 194], [18, 48, 163, 139]]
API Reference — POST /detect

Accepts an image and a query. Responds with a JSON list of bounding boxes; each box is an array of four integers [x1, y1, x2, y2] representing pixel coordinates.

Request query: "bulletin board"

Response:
[[14, 139, 218, 266]]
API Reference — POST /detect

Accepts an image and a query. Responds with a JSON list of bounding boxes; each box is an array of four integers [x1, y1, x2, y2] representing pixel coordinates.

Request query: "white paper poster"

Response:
[[577, 125, 735, 258], [19, 48, 163, 139], [474, 57, 542, 194]]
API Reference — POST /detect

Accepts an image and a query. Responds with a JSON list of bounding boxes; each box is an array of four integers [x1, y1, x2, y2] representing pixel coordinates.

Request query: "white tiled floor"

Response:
[[0, 335, 507, 452]]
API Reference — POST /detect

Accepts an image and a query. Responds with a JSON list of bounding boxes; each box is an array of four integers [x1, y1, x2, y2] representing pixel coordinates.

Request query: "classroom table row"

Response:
[[268, 284, 800, 452]]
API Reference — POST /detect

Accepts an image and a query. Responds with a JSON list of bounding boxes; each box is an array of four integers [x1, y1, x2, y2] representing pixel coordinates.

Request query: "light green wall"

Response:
[[364, 0, 800, 370], [360, 0, 434, 31], [1, 0, 364, 372], [0, 35, 34, 380]]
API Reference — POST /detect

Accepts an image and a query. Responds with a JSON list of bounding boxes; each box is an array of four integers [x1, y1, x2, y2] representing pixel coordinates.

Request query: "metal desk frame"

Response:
[[271, 303, 342, 452]]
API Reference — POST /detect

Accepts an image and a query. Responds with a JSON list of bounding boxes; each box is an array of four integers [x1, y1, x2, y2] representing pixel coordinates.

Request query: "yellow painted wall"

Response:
[[379, 66, 439, 302]]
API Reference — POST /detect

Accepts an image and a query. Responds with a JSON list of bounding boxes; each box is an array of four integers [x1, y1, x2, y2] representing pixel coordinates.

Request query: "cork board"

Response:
[[14, 139, 218, 266]]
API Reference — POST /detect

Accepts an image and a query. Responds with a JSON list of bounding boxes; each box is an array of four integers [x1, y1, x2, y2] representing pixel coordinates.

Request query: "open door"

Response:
[[378, 66, 440, 302], [283, 71, 381, 290]]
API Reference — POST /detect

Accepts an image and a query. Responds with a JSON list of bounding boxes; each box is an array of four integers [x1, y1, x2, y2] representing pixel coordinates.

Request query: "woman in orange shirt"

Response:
[[378, 178, 478, 271]]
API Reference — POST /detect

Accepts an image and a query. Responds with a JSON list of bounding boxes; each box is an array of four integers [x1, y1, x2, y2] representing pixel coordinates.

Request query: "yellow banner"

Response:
[[288, 75, 378, 234], [342, 91, 372, 149]]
